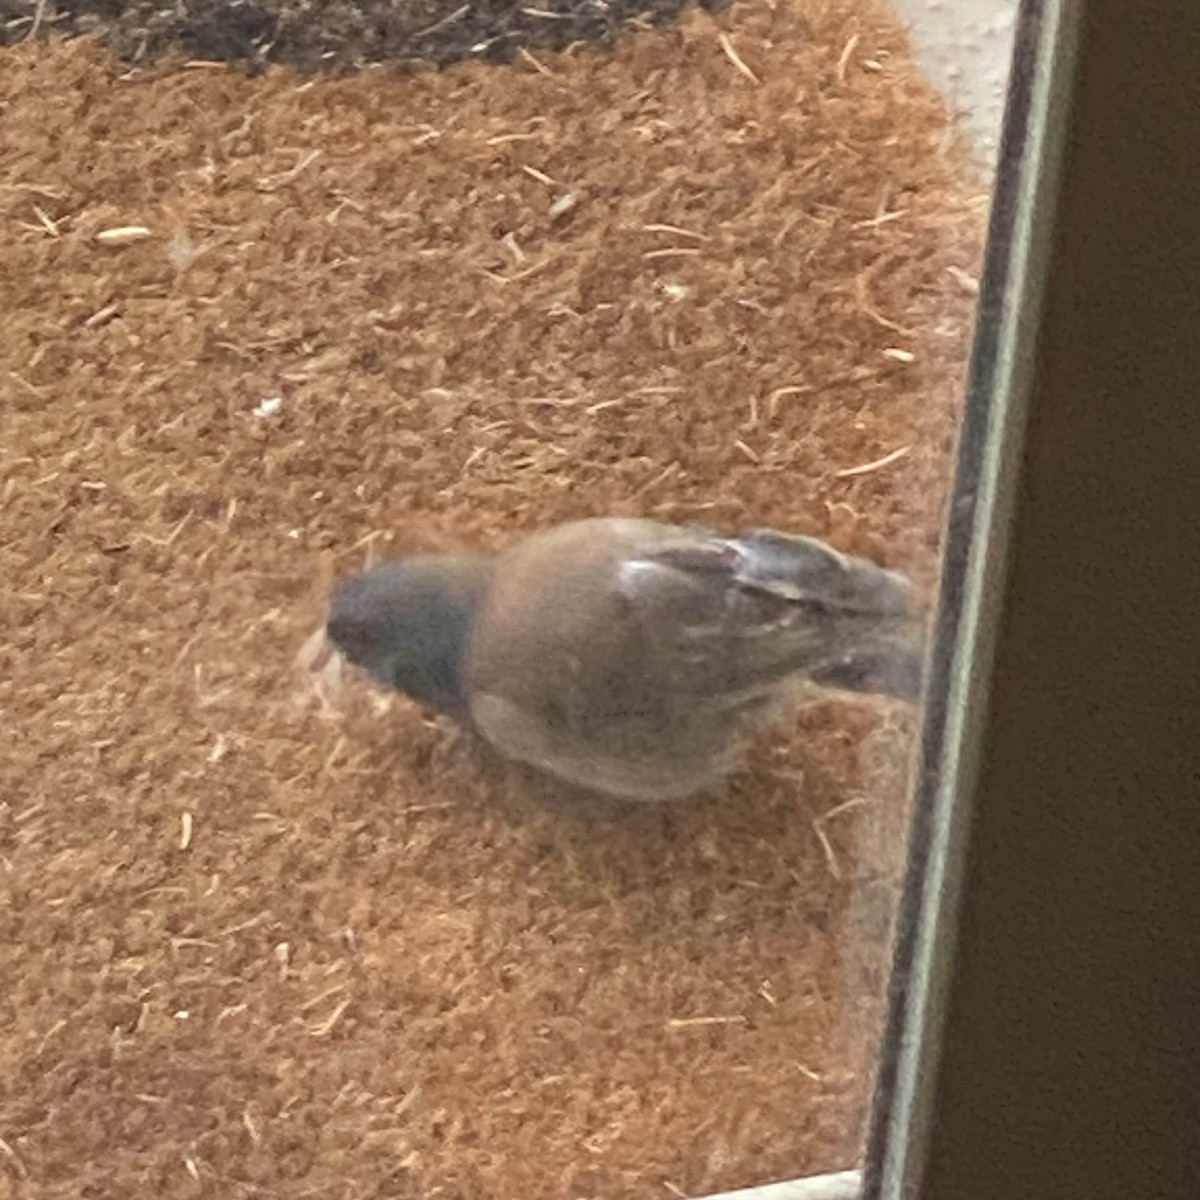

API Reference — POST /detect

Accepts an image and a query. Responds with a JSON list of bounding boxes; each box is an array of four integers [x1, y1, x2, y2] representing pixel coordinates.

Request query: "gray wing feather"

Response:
[[615, 528, 922, 700]]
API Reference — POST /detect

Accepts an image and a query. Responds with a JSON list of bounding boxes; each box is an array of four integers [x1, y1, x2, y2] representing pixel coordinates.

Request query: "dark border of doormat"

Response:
[[0, 0, 733, 73]]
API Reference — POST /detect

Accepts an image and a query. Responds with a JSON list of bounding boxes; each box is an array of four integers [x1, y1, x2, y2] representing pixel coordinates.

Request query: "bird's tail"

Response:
[[807, 634, 927, 701]]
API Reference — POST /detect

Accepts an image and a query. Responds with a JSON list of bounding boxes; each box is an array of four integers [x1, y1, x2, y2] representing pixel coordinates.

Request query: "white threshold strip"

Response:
[[694, 1168, 861, 1200]]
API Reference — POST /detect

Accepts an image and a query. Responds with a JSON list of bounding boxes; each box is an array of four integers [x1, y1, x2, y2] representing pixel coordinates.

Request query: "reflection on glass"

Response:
[[1, 0, 1016, 1196]]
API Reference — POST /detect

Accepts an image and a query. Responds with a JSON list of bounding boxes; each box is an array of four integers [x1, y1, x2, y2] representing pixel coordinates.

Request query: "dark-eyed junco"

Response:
[[326, 517, 925, 801]]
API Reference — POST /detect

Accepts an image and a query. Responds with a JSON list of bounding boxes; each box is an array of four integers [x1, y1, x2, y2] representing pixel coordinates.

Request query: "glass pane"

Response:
[[1, 0, 1016, 1196]]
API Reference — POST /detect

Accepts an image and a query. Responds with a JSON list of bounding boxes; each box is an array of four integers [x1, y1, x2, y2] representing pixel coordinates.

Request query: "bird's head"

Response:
[[325, 555, 492, 721]]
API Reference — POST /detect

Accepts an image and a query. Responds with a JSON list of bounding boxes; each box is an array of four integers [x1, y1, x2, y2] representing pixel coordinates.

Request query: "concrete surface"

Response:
[[696, 1169, 863, 1200], [890, 0, 1021, 166]]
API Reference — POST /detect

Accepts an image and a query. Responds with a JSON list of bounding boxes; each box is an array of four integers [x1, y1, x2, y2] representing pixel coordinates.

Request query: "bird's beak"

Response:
[[294, 621, 336, 673]]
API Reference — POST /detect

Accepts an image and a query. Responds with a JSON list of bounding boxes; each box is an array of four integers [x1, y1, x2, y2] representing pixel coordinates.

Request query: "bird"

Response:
[[324, 517, 925, 802]]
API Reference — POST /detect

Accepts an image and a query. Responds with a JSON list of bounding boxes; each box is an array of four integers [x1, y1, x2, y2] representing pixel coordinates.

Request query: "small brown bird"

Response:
[[325, 517, 924, 801]]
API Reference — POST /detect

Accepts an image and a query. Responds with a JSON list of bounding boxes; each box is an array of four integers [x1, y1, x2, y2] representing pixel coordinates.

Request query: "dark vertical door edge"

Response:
[[863, 1, 1200, 1197]]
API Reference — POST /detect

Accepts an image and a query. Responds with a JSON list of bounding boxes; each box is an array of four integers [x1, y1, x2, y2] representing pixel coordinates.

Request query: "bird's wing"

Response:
[[615, 528, 924, 700]]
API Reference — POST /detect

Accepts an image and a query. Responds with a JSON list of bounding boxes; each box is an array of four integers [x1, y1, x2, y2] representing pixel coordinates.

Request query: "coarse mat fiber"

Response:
[[0, 3, 984, 1197]]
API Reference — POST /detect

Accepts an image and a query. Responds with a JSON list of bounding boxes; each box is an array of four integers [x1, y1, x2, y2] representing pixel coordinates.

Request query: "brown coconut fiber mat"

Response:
[[0, 3, 985, 1197]]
